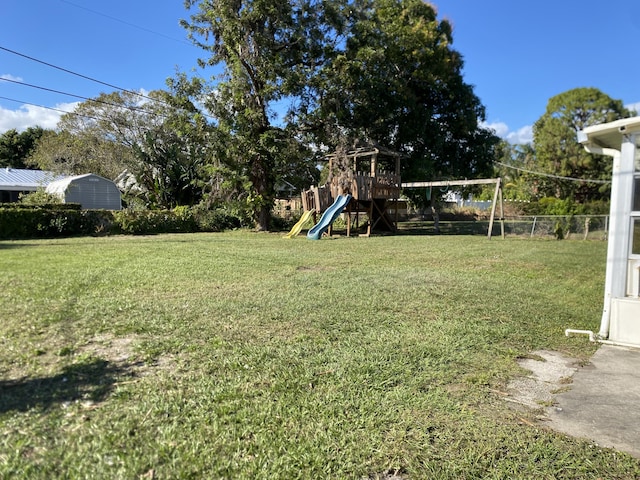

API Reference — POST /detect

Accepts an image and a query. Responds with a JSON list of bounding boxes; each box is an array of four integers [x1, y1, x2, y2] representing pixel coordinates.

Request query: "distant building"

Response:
[[0, 168, 65, 203], [46, 174, 121, 210], [0, 168, 121, 210]]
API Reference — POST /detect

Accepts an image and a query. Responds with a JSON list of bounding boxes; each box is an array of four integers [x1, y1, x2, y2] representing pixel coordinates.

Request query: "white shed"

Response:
[[46, 173, 122, 210], [569, 117, 640, 347]]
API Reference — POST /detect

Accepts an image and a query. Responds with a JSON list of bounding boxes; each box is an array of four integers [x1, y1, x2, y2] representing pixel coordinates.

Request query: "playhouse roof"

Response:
[[0, 168, 67, 191]]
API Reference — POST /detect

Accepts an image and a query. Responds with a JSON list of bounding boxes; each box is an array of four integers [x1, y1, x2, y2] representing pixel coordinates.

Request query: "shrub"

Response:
[[0, 205, 120, 239], [113, 210, 175, 235], [18, 189, 62, 206], [0, 204, 244, 239], [522, 198, 610, 216], [112, 207, 242, 235], [192, 207, 242, 232], [80, 210, 117, 236], [269, 214, 297, 231]]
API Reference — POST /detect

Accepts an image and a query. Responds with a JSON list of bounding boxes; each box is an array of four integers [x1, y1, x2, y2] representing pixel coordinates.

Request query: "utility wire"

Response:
[[0, 77, 167, 119], [496, 161, 611, 184], [0, 45, 215, 121], [58, 0, 193, 46], [0, 95, 100, 122], [0, 45, 163, 106]]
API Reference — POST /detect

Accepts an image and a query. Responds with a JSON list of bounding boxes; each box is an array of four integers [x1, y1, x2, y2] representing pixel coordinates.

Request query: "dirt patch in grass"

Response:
[[80, 334, 139, 363], [505, 350, 579, 413], [78, 334, 176, 378]]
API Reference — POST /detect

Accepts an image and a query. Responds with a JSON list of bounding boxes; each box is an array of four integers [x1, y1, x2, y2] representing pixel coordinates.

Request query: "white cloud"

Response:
[[481, 121, 533, 145], [506, 125, 533, 144], [482, 121, 509, 138], [0, 87, 152, 133], [625, 101, 640, 115], [0, 102, 79, 133], [1, 73, 23, 82]]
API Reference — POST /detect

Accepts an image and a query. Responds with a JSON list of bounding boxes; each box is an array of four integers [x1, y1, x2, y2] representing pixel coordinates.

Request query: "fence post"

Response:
[[530, 216, 537, 238], [583, 217, 590, 240]]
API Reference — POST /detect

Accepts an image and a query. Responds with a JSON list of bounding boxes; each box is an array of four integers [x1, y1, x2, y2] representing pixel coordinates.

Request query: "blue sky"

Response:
[[1, 0, 639, 144]]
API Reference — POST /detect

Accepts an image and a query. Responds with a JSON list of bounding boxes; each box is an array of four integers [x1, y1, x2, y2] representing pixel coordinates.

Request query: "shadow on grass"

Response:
[[397, 220, 497, 236], [0, 357, 125, 413], [0, 242, 39, 249]]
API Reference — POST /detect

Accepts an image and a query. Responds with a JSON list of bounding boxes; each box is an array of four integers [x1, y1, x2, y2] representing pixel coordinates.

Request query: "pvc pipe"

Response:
[[565, 329, 596, 342], [565, 328, 640, 349]]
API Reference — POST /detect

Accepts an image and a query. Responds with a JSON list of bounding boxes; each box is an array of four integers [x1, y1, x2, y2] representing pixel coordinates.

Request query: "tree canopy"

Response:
[[297, 0, 498, 181], [181, 0, 341, 229], [0, 127, 46, 169], [23, 0, 500, 223], [180, 0, 499, 229], [29, 88, 212, 209], [532, 87, 634, 201]]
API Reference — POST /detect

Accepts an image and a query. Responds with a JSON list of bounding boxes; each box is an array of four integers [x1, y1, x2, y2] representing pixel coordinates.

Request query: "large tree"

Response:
[[29, 88, 212, 208], [28, 128, 132, 180], [180, 0, 498, 228], [533, 87, 634, 201], [181, 0, 337, 230], [0, 127, 46, 168], [296, 0, 498, 181]]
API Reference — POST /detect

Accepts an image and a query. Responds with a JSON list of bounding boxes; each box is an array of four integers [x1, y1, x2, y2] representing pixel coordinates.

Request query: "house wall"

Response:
[[0, 190, 28, 203]]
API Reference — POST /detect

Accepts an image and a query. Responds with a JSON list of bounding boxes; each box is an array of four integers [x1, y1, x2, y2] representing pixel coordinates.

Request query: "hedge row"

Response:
[[520, 198, 610, 216], [0, 206, 242, 239]]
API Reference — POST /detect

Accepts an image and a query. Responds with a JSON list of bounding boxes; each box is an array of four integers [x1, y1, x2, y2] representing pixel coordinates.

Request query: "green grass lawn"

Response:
[[1, 232, 638, 479]]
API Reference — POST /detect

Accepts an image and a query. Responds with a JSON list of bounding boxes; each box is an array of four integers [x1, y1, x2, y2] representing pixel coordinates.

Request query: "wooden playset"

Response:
[[301, 145, 402, 236]]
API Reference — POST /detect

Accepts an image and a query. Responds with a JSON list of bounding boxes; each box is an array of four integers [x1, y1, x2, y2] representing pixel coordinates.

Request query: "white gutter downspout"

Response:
[[566, 143, 620, 341], [588, 144, 620, 339]]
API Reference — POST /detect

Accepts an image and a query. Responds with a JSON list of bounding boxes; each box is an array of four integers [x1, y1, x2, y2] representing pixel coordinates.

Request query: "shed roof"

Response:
[[45, 173, 110, 195], [0, 168, 67, 191]]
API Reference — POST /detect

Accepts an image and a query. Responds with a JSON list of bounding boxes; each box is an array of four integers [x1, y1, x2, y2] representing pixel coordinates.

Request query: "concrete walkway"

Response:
[[548, 344, 640, 458]]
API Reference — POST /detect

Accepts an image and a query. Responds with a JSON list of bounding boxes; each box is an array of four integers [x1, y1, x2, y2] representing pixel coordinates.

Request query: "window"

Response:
[[633, 219, 640, 255]]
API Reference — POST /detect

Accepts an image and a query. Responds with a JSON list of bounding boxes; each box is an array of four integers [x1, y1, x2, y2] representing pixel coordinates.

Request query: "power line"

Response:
[[0, 95, 99, 122], [0, 45, 215, 121], [58, 0, 193, 46], [496, 161, 611, 184], [0, 77, 159, 117], [0, 45, 182, 112], [0, 45, 159, 106]]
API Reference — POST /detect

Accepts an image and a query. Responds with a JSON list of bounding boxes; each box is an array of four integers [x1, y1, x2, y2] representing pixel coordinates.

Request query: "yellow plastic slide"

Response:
[[283, 209, 315, 238]]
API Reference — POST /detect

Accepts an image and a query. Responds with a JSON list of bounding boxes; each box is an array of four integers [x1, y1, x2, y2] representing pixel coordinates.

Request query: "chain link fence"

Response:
[[498, 215, 609, 240]]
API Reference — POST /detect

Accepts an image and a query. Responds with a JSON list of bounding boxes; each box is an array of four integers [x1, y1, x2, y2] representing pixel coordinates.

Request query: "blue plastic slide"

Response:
[[307, 194, 352, 240]]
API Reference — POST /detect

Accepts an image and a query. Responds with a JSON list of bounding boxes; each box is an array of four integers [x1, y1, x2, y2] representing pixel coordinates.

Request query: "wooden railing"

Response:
[[301, 184, 333, 212], [353, 172, 400, 201], [302, 173, 401, 212]]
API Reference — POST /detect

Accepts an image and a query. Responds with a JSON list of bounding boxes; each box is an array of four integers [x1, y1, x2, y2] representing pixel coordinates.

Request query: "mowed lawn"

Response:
[[1, 231, 638, 479]]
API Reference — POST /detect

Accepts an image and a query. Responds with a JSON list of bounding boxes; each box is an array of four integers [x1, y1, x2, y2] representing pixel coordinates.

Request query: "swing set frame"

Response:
[[401, 178, 504, 239]]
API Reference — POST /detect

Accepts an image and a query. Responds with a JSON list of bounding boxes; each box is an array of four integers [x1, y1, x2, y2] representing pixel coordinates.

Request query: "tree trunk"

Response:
[[256, 204, 270, 231], [250, 153, 274, 231]]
